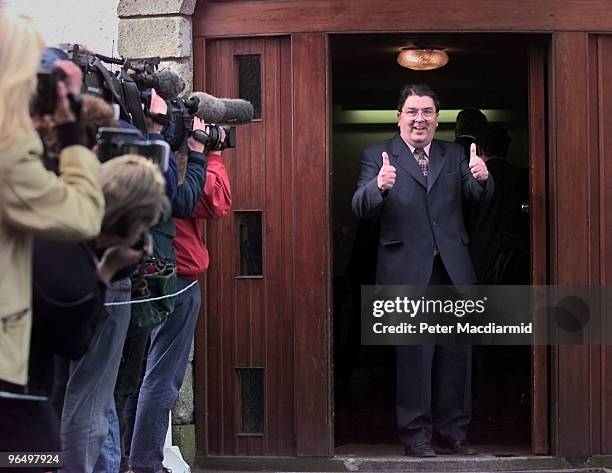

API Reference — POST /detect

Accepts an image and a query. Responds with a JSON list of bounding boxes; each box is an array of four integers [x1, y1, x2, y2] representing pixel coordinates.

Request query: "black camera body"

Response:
[[33, 68, 66, 115], [163, 97, 236, 153], [32, 47, 71, 116], [192, 125, 236, 151], [96, 127, 170, 172]]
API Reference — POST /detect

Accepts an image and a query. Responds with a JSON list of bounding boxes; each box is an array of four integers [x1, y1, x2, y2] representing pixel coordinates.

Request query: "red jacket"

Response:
[[174, 154, 232, 278]]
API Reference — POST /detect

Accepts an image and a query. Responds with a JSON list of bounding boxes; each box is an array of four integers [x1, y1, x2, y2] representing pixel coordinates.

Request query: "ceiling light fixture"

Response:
[[397, 48, 449, 71]]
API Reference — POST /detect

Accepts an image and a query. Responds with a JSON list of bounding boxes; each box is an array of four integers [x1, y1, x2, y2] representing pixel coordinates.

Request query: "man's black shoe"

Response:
[[404, 442, 436, 457], [439, 439, 477, 455]]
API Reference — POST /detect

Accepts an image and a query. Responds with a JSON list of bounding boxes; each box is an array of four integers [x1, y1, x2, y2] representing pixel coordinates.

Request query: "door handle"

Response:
[[521, 202, 529, 214]]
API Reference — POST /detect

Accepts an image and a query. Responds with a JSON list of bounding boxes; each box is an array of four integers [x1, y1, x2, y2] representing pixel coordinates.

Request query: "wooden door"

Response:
[[193, 34, 331, 457], [547, 32, 612, 455]]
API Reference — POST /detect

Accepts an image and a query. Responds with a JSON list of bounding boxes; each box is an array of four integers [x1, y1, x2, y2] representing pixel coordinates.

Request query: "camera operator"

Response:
[[128, 132, 232, 473], [0, 13, 105, 459], [144, 88, 178, 201], [111, 105, 209, 472]]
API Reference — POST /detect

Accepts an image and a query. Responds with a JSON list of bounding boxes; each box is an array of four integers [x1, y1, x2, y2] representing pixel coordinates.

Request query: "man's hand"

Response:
[[188, 117, 206, 153], [52, 81, 76, 124], [97, 234, 153, 285], [52, 60, 83, 124], [469, 143, 489, 182], [146, 88, 168, 134], [55, 60, 82, 96], [377, 152, 396, 191]]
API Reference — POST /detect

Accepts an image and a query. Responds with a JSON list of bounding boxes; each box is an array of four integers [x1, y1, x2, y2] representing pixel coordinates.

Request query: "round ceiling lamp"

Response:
[[397, 48, 449, 71]]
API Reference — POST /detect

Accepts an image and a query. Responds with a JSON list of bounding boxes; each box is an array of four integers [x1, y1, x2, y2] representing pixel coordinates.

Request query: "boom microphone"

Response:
[[188, 92, 254, 124], [137, 69, 185, 101]]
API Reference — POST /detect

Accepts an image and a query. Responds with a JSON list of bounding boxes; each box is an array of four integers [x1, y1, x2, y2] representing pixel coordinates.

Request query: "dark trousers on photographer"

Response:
[[113, 329, 151, 472]]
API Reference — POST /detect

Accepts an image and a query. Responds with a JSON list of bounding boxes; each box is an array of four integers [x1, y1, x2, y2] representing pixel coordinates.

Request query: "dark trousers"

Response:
[[114, 329, 151, 473], [395, 255, 472, 446], [0, 398, 60, 473]]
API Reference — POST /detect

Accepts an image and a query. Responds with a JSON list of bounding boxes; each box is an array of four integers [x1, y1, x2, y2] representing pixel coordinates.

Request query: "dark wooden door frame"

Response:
[[529, 39, 550, 456], [327, 32, 552, 456]]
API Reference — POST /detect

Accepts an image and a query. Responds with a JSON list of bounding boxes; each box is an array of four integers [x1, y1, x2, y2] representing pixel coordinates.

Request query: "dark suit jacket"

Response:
[[352, 134, 494, 286], [466, 157, 529, 283]]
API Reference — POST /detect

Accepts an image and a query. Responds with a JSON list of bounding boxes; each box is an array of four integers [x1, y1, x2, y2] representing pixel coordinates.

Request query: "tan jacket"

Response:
[[0, 132, 104, 386]]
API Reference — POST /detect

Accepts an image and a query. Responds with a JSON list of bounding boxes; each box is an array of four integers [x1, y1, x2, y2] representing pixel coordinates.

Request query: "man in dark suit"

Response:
[[465, 123, 530, 438], [352, 84, 494, 457], [467, 123, 529, 284], [454, 107, 487, 159]]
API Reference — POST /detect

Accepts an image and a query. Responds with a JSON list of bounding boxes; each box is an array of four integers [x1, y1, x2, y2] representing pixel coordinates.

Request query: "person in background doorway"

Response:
[[454, 107, 487, 159]]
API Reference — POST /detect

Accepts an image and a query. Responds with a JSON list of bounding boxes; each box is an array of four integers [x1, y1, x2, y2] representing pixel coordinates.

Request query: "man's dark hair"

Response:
[[397, 84, 440, 112], [479, 123, 511, 158], [455, 107, 487, 136]]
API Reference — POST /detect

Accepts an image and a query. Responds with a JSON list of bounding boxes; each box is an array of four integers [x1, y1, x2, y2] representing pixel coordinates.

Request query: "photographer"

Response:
[[128, 138, 232, 473], [55, 93, 176, 473], [58, 157, 166, 473], [28, 155, 165, 473], [111, 108, 209, 472], [0, 13, 104, 458]]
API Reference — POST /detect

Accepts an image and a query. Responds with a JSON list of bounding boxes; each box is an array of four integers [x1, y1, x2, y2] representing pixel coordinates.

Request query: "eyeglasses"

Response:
[[400, 108, 437, 119]]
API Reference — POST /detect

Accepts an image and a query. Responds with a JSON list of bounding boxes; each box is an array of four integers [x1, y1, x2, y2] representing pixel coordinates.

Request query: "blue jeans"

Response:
[[60, 278, 131, 473], [129, 278, 200, 473], [94, 403, 121, 473]]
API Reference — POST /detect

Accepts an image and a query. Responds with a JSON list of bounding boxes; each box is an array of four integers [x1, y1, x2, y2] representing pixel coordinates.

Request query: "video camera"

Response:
[[96, 127, 170, 172], [163, 93, 253, 152], [33, 44, 254, 153]]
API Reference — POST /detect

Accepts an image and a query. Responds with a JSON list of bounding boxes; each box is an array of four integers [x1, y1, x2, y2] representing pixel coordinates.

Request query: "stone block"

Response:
[[172, 362, 194, 424], [171, 424, 196, 467], [118, 0, 197, 17], [118, 17, 191, 59]]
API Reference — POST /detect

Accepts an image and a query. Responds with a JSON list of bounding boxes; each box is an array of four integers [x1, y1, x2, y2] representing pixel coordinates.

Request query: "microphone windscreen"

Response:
[[152, 69, 185, 101], [221, 99, 254, 124], [190, 92, 226, 123]]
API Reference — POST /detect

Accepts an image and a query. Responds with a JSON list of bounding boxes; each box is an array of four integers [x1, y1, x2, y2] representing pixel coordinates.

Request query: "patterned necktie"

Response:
[[414, 148, 428, 176]]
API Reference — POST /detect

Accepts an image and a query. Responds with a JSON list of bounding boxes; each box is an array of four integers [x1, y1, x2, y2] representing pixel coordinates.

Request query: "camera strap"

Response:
[[120, 69, 148, 135], [146, 109, 169, 127], [90, 57, 130, 118]]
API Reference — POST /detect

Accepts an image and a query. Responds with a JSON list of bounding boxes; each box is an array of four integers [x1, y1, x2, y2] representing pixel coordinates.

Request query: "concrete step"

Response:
[[196, 455, 612, 472]]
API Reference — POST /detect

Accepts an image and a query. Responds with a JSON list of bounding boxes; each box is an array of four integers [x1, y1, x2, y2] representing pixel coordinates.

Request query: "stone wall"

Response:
[[118, 0, 196, 93]]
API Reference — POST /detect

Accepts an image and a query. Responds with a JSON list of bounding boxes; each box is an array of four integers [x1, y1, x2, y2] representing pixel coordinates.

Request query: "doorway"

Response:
[[331, 33, 548, 456]]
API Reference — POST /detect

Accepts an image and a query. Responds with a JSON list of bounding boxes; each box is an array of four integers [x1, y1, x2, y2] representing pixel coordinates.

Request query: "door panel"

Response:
[[194, 35, 331, 457]]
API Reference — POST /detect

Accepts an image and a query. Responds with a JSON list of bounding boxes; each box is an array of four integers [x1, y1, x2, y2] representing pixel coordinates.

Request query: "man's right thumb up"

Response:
[[382, 151, 390, 167]]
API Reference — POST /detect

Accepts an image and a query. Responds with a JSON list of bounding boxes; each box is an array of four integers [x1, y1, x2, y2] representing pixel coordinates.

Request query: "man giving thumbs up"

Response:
[[352, 84, 494, 458]]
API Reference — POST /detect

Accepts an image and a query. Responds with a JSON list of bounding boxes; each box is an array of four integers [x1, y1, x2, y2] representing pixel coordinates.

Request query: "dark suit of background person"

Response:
[[454, 107, 488, 159], [351, 84, 493, 457], [467, 123, 529, 284], [466, 123, 530, 434]]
